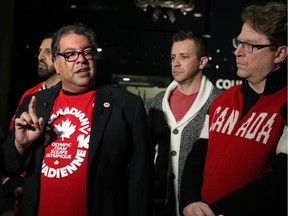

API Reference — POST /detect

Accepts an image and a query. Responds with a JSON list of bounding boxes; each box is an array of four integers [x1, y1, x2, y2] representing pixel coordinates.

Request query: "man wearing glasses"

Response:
[[180, 1, 287, 216], [3, 23, 153, 216]]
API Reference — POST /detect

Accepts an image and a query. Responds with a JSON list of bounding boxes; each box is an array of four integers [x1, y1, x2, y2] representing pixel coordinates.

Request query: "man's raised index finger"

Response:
[[28, 96, 37, 114]]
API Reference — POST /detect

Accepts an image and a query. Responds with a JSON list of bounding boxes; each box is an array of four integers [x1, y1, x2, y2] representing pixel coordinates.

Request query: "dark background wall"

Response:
[[1, 0, 283, 132]]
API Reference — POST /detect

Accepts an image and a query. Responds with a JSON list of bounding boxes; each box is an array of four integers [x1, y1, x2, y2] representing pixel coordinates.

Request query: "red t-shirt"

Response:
[[38, 89, 95, 216], [169, 88, 198, 122]]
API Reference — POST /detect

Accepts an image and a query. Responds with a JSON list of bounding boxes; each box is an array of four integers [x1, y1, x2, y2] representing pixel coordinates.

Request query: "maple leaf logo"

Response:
[[54, 119, 76, 140]]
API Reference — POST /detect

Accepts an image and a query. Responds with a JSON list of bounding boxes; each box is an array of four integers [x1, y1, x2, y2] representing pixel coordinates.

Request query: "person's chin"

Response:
[[236, 69, 247, 78]]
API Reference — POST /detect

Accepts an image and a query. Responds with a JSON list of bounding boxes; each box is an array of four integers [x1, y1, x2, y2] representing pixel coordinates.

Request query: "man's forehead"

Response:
[[59, 34, 91, 50]]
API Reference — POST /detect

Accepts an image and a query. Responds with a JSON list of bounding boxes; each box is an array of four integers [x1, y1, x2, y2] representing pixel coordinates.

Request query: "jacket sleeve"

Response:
[[179, 138, 208, 215], [1, 175, 25, 197], [129, 97, 154, 216], [210, 152, 287, 216], [2, 95, 36, 177]]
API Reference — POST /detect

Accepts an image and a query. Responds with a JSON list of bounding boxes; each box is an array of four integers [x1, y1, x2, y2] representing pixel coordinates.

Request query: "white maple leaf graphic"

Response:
[[54, 119, 76, 140]]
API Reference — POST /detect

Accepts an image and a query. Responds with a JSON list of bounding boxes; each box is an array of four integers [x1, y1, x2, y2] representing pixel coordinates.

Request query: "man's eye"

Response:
[[243, 42, 251, 47], [84, 50, 93, 55], [65, 52, 77, 57], [45, 49, 52, 54]]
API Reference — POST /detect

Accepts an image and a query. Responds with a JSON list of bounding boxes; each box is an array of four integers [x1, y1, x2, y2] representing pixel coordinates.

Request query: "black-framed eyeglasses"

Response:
[[232, 38, 276, 53], [57, 49, 96, 62]]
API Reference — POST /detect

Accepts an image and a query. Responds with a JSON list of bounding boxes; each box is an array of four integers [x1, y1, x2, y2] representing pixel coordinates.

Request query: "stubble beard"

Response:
[[38, 65, 55, 79]]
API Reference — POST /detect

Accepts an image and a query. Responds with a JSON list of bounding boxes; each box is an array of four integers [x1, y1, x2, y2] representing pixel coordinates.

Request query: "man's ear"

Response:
[[199, 56, 208, 70], [53, 61, 60, 75], [274, 45, 287, 64]]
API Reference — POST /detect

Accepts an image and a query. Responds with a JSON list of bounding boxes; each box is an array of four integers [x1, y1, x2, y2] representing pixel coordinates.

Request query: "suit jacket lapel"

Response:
[[87, 85, 114, 170]]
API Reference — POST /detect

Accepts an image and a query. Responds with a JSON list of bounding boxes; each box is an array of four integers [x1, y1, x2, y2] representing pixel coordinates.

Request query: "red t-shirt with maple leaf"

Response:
[[38, 89, 95, 216]]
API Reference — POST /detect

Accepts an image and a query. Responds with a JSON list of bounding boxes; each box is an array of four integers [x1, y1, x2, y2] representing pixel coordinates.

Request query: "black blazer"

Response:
[[3, 83, 154, 216]]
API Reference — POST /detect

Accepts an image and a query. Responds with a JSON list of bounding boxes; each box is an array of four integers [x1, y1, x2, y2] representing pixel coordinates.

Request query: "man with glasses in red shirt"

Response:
[[3, 22, 153, 216]]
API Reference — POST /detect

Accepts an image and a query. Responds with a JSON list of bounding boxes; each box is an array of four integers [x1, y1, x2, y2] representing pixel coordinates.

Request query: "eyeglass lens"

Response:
[[59, 50, 96, 62]]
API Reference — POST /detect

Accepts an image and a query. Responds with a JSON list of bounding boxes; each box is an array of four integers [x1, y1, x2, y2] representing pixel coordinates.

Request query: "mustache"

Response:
[[38, 59, 48, 66]]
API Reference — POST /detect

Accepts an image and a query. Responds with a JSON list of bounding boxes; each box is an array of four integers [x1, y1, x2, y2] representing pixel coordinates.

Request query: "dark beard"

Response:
[[37, 67, 55, 79]]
